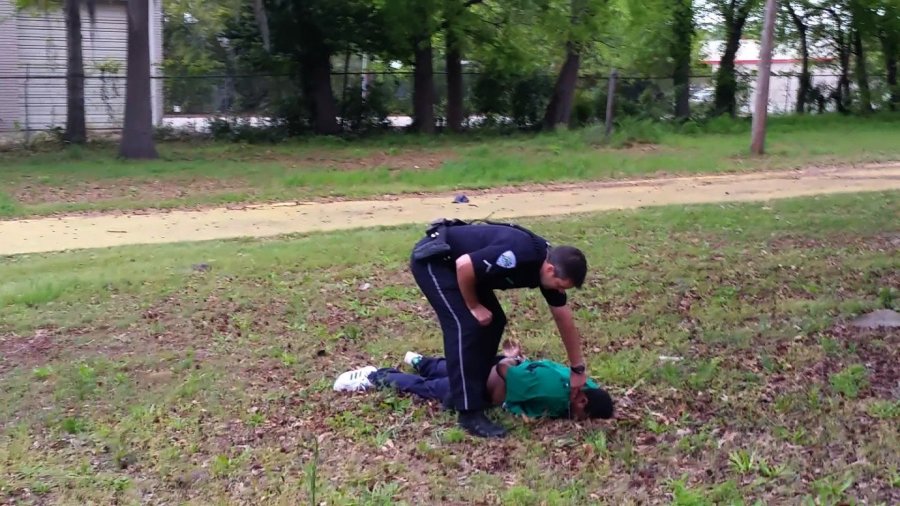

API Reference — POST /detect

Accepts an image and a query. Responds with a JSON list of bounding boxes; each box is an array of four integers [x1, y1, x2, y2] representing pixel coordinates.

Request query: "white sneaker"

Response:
[[404, 351, 423, 367], [333, 366, 377, 392]]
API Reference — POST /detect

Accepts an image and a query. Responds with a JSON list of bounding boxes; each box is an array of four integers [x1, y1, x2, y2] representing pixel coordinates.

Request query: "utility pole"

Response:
[[751, 0, 779, 155]]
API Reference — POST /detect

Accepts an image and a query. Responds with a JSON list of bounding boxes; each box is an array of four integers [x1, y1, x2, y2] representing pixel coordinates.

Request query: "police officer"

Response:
[[409, 219, 589, 438]]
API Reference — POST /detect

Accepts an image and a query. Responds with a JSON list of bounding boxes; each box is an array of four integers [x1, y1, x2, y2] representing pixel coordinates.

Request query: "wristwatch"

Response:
[[570, 364, 586, 375]]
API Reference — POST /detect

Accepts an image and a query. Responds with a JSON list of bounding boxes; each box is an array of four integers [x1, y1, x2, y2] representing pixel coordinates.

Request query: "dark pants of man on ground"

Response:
[[370, 357, 451, 403], [410, 247, 508, 416], [370, 356, 506, 406]]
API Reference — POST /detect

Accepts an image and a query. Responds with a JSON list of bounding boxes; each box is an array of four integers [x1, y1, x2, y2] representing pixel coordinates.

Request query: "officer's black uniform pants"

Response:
[[410, 257, 507, 412]]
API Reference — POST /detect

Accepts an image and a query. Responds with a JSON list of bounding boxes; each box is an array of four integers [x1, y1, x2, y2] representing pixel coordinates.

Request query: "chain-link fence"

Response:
[[0, 68, 877, 139]]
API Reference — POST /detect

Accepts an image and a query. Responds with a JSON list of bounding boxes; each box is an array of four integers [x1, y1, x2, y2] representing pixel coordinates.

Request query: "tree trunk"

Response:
[[671, 0, 693, 121], [251, 0, 270, 53], [797, 32, 811, 113], [884, 48, 900, 111], [878, 26, 900, 111], [301, 50, 340, 135], [412, 37, 436, 134], [786, 2, 811, 113], [543, 42, 581, 130], [713, 23, 745, 117], [119, 0, 158, 159], [883, 4, 900, 111], [830, 12, 852, 113], [853, 29, 872, 113], [64, 0, 87, 144], [839, 43, 851, 112], [713, 1, 758, 117], [446, 30, 464, 133]]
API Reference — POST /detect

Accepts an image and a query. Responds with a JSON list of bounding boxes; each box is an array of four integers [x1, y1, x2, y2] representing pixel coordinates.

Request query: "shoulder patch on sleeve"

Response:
[[496, 250, 517, 269]]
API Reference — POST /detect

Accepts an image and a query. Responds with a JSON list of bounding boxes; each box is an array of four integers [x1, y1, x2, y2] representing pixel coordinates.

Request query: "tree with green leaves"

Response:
[[444, 0, 489, 132], [543, 0, 610, 130], [782, 0, 816, 113], [221, 0, 379, 134], [872, 0, 899, 109], [815, 1, 853, 112], [710, 0, 762, 117], [378, 0, 443, 133], [162, 0, 240, 114], [672, 0, 695, 120], [849, 0, 874, 113]]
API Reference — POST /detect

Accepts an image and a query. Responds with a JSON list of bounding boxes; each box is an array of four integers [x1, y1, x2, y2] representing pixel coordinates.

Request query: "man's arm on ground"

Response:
[[495, 358, 518, 380], [550, 305, 585, 367], [487, 360, 517, 406]]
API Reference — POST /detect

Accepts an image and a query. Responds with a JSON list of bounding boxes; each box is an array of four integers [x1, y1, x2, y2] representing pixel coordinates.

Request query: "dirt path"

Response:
[[2, 163, 899, 256]]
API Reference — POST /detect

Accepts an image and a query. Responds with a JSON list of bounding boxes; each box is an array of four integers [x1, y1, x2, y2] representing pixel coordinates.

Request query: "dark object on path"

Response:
[[192, 263, 212, 272], [453, 194, 469, 204], [850, 309, 900, 330]]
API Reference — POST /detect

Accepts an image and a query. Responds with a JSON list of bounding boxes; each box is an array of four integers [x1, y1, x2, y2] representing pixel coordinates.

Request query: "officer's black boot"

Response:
[[458, 410, 507, 438]]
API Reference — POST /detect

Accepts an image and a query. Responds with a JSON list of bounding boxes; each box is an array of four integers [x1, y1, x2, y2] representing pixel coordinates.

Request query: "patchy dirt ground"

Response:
[[2, 163, 899, 255], [12, 178, 253, 206], [7, 148, 456, 208]]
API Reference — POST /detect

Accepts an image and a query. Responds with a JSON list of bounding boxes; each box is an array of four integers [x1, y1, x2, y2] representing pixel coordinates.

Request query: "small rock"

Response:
[[192, 263, 212, 272], [175, 470, 209, 489], [850, 309, 900, 329], [359, 282, 372, 291], [116, 452, 138, 470], [452, 194, 469, 204]]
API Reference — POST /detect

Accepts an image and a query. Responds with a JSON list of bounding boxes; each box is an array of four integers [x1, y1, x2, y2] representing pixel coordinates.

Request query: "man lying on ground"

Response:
[[333, 345, 613, 422]]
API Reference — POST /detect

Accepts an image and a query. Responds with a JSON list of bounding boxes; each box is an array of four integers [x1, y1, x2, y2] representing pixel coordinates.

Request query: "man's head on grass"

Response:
[[571, 387, 614, 421], [540, 245, 587, 293]]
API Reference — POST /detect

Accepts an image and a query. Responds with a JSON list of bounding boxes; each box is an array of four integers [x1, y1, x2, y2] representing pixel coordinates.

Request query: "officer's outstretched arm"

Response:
[[549, 305, 585, 369]]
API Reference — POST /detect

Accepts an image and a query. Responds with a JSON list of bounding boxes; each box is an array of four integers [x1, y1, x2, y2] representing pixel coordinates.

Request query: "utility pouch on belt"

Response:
[[411, 218, 468, 261]]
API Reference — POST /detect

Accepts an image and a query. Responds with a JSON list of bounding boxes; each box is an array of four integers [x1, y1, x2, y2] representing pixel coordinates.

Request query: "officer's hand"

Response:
[[470, 304, 493, 326], [569, 370, 587, 400], [502, 338, 524, 360]]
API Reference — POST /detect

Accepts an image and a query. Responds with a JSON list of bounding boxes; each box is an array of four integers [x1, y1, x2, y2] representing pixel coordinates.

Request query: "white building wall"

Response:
[[149, 0, 164, 125], [0, 0, 23, 132], [0, 0, 164, 135], [701, 39, 841, 115]]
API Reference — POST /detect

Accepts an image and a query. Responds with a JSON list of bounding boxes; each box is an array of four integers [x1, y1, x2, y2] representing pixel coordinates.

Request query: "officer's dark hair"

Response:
[[547, 245, 587, 288], [584, 388, 614, 419]]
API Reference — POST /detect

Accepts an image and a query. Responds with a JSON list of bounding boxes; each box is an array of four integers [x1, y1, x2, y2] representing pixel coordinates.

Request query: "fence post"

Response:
[[24, 64, 30, 144], [604, 68, 618, 141], [340, 52, 351, 129]]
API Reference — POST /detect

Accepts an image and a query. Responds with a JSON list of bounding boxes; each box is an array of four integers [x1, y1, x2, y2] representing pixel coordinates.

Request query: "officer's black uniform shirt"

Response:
[[445, 224, 567, 307]]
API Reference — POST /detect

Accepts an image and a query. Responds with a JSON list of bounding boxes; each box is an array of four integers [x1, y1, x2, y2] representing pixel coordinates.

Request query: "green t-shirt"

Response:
[[503, 359, 600, 419]]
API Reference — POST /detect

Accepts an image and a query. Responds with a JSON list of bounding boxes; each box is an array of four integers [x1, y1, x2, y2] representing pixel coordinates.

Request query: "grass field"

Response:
[[0, 114, 898, 218], [1, 191, 898, 504]]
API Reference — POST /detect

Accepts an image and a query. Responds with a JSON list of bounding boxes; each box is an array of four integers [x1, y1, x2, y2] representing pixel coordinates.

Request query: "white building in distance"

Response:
[[0, 0, 164, 138], [700, 39, 839, 114]]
